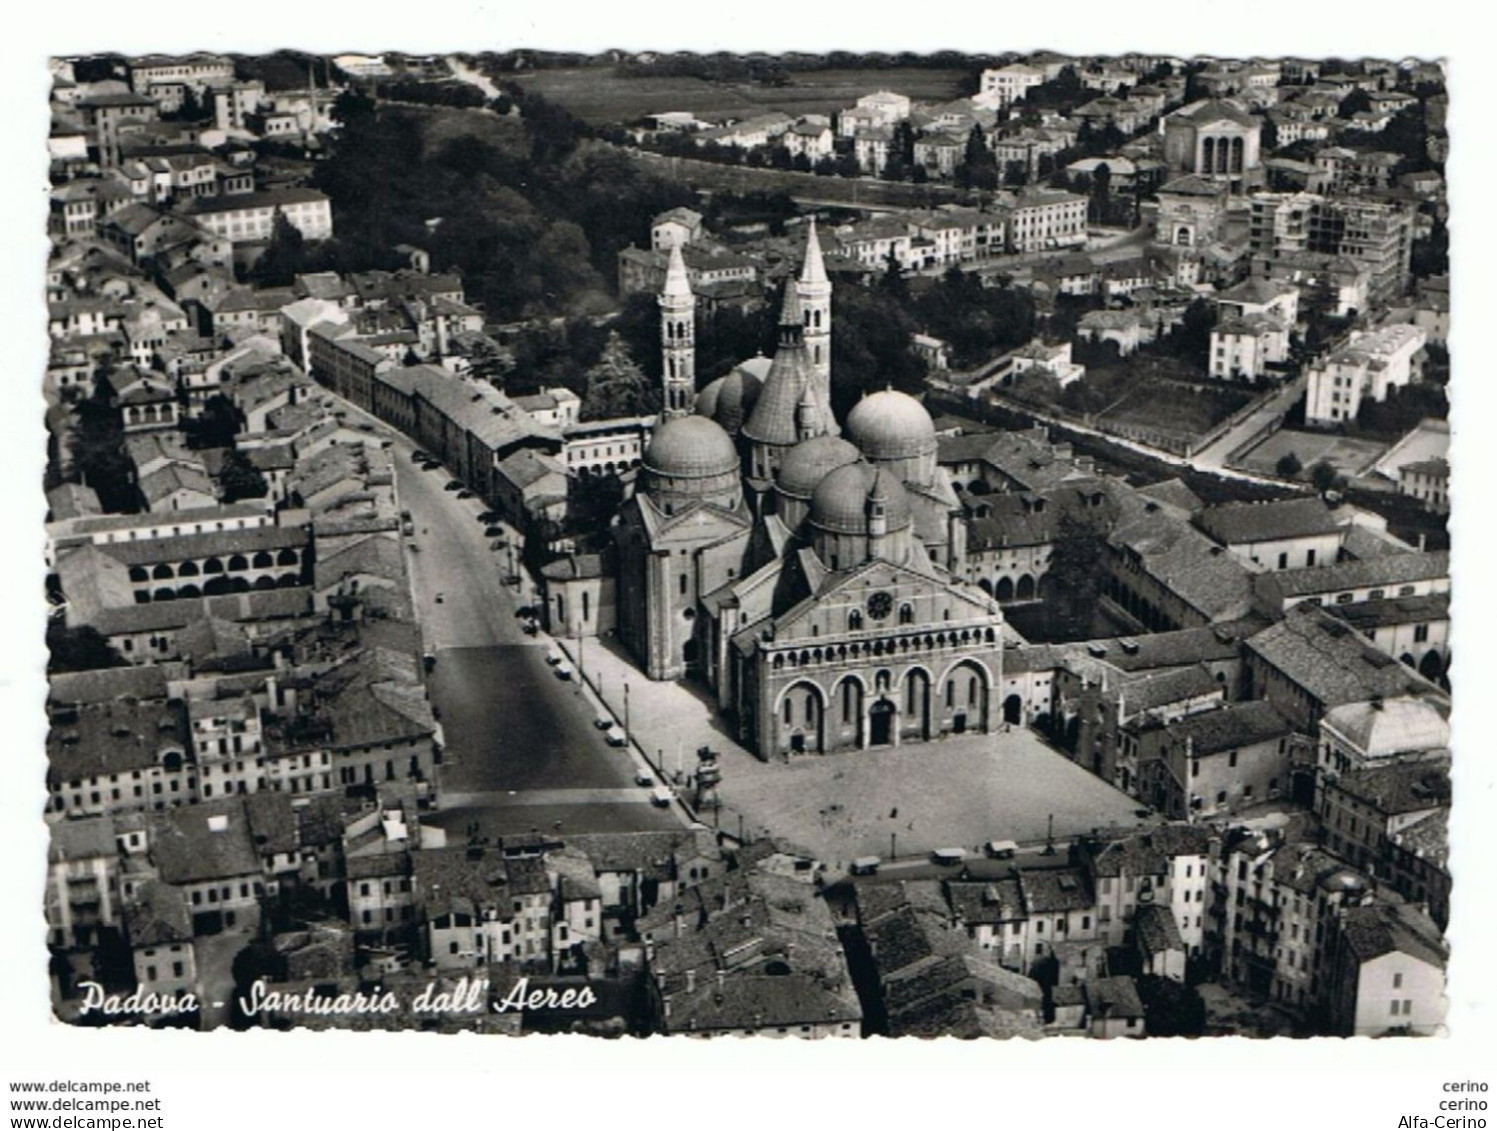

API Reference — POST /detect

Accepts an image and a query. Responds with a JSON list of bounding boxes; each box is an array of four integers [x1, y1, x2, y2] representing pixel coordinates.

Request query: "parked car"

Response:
[[931, 848, 967, 866], [485, 526, 505, 538], [553, 662, 573, 680], [595, 717, 614, 731], [444, 480, 463, 492], [605, 726, 628, 747], [490, 538, 508, 551], [850, 856, 882, 876], [477, 511, 498, 523], [634, 771, 654, 787], [983, 839, 1019, 860], [522, 622, 538, 636], [650, 787, 673, 808], [545, 653, 562, 666], [411, 450, 429, 463], [456, 489, 474, 499]]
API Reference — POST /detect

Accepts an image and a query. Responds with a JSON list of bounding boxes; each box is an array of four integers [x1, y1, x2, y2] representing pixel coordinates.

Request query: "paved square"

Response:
[[560, 634, 1151, 865], [716, 728, 1151, 865]]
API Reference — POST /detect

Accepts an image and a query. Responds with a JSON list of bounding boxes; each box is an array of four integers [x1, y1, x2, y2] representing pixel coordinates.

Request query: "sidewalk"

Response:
[[554, 633, 768, 841]]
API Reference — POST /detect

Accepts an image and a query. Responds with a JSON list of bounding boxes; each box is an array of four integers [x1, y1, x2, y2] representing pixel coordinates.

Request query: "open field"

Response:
[[392, 103, 528, 157], [1233, 427, 1389, 479], [509, 66, 970, 124], [1103, 380, 1254, 436]]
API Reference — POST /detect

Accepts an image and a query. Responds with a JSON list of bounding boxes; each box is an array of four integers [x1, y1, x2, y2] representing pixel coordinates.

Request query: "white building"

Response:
[[1305, 324, 1426, 427], [979, 64, 1047, 108]]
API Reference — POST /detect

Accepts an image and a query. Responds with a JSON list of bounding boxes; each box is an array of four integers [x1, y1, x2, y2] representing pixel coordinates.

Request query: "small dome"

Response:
[[777, 435, 861, 500], [846, 389, 937, 461], [809, 462, 913, 536], [643, 415, 739, 481], [714, 365, 764, 433], [1321, 696, 1449, 759], [695, 376, 727, 419]]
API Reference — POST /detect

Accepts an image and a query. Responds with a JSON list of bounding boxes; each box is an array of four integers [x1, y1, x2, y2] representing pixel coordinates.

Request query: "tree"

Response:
[[1309, 460, 1343, 493], [250, 209, 308, 287], [182, 393, 241, 450], [71, 374, 137, 514], [1089, 161, 1112, 224], [47, 622, 127, 674], [1043, 508, 1111, 634], [1136, 975, 1207, 1038], [219, 450, 269, 503], [1275, 451, 1303, 478]]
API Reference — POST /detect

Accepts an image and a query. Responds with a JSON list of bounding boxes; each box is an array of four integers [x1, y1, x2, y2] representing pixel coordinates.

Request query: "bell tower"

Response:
[[796, 217, 832, 411], [659, 242, 695, 418]]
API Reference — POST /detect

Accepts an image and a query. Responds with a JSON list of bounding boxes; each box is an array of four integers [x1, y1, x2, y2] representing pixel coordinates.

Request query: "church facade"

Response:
[[614, 224, 1005, 759]]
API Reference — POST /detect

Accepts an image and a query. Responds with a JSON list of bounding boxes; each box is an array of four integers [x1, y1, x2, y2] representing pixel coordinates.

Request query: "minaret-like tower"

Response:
[[795, 217, 832, 411], [659, 242, 695, 418]]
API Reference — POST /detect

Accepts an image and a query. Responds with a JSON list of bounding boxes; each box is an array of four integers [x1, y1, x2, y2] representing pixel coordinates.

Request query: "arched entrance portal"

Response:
[[869, 697, 896, 747], [1003, 694, 1023, 726]]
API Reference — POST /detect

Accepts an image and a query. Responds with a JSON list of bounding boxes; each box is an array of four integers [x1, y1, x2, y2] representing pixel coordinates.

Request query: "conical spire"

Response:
[[662, 241, 692, 299], [778, 278, 804, 327], [799, 217, 828, 286]]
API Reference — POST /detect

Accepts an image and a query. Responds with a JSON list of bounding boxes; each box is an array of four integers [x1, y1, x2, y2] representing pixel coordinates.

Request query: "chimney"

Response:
[[685, 969, 696, 993], [716, 969, 726, 990]]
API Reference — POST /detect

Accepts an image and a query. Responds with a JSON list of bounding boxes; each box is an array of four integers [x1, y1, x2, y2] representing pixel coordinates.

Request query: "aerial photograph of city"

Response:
[[39, 45, 1452, 1040]]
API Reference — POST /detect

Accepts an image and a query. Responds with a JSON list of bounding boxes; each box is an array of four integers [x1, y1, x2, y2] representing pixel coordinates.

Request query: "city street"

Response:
[[368, 426, 682, 838]]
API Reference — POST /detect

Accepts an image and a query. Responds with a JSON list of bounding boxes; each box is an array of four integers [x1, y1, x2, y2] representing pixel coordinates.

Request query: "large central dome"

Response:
[[643, 415, 739, 480], [809, 462, 913, 536], [777, 435, 862, 501], [846, 389, 938, 461]]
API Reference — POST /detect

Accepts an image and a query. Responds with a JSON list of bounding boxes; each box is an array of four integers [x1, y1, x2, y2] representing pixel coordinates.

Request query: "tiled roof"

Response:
[[1016, 867, 1092, 914], [1143, 699, 1293, 755], [1134, 901, 1185, 956], [1195, 497, 1343, 546], [47, 698, 188, 784], [1082, 825, 1213, 880], [1254, 552, 1448, 604], [123, 879, 194, 947], [149, 798, 262, 884], [1088, 975, 1145, 1020], [1339, 900, 1447, 969], [1245, 605, 1445, 707], [1332, 761, 1450, 817]]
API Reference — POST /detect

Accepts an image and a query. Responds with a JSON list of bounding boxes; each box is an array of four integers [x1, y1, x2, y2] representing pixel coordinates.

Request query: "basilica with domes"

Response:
[[615, 222, 1005, 758]]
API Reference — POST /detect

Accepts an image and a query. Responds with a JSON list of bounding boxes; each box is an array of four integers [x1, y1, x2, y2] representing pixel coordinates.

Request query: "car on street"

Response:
[[595, 717, 614, 731], [633, 771, 654, 787], [484, 526, 505, 538], [546, 653, 562, 666], [850, 857, 882, 876], [490, 538, 508, 550], [522, 622, 538, 636], [931, 848, 967, 866], [553, 662, 573, 680], [605, 726, 628, 747], [650, 787, 673, 808], [444, 480, 463, 491], [456, 489, 474, 499], [477, 511, 498, 523], [983, 839, 1020, 860], [411, 450, 429, 463]]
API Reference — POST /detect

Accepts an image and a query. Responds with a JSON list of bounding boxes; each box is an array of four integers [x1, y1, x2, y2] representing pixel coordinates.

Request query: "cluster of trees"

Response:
[[623, 127, 865, 179], [312, 90, 698, 323], [68, 374, 138, 514], [373, 78, 490, 110]]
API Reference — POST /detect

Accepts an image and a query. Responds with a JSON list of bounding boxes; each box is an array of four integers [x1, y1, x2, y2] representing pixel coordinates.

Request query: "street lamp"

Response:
[[624, 682, 631, 737]]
